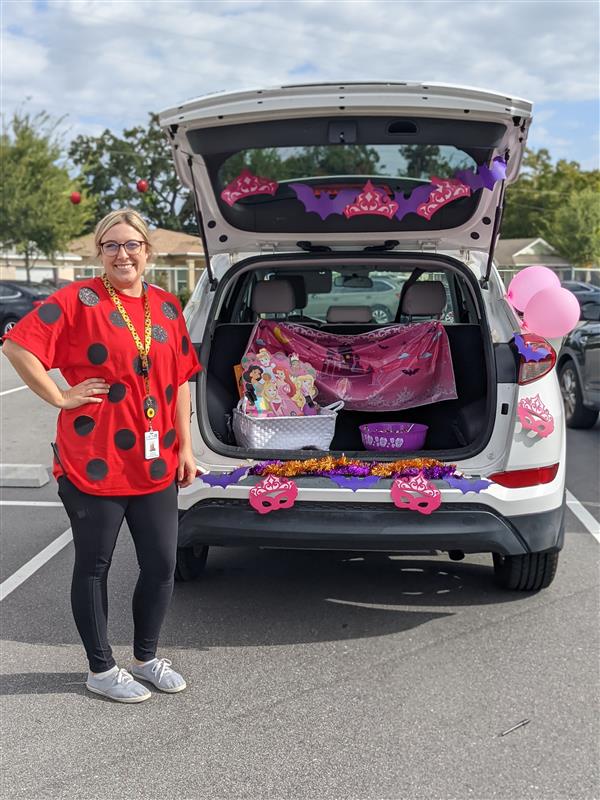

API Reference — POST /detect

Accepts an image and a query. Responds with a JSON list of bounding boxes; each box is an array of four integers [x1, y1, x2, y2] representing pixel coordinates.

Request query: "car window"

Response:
[[0, 285, 21, 299], [25, 285, 54, 298]]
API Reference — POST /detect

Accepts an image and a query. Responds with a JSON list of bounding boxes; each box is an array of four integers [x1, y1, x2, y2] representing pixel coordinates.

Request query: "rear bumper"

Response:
[[178, 498, 565, 556]]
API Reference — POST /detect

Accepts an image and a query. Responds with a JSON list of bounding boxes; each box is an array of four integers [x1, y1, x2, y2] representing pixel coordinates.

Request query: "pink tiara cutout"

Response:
[[517, 394, 554, 438], [343, 181, 399, 219], [416, 177, 471, 221], [391, 472, 441, 515], [249, 475, 298, 514], [221, 168, 279, 207]]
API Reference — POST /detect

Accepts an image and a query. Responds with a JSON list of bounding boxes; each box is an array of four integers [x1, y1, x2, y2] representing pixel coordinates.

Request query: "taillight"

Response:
[[489, 464, 559, 488], [517, 334, 556, 385], [32, 299, 44, 308]]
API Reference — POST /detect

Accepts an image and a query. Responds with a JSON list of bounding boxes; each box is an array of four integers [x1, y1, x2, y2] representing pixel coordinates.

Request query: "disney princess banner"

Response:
[[241, 320, 456, 413]]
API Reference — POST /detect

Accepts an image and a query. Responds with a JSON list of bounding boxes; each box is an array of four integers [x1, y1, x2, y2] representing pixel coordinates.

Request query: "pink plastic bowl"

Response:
[[359, 422, 428, 452]]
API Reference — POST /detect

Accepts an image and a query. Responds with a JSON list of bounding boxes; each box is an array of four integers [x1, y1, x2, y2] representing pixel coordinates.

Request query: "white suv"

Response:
[[159, 83, 565, 590]]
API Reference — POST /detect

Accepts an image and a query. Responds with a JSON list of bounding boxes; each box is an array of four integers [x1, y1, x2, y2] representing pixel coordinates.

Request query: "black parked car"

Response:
[[561, 280, 600, 305], [558, 298, 600, 428], [0, 281, 56, 337]]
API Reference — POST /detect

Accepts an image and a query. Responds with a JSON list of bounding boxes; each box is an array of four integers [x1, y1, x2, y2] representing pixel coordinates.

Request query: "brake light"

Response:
[[517, 334, 556, 385], [32, 299, 44, 308], [489, 464, 559, 488]]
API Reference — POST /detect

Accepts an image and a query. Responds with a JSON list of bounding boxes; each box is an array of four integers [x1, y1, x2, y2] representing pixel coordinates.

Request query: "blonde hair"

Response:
[[94, 209, 152, 256]]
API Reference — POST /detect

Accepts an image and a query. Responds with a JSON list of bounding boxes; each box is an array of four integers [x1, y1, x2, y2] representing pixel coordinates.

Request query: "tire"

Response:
[[559, 360, 599, 429], [371, 305, 392, 324], [2, 317, 19, 336], [492, 551, 559, 591], [174, 544, 209, 582]]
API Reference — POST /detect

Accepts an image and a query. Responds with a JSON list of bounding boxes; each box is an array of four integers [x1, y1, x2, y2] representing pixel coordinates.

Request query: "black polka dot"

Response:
[[78, 287, 100, 307], [74, 415, 95, 436], [114, 429, 136, 450], [161, 301, 178, 320], [133, 355, 152, 375], [109, 310, 126, 328], [165, 384, 174, 404], [152, 324, 168, 343], [108, 383, 126, 403], [162, 428, 176, 448], [86, 459, 108, 481], [143, 396, 158, 417], [37, 303, 62, 324], [87, 343, 108, 365], [149, 459, 167, 480], [181, 335, 190, 355]]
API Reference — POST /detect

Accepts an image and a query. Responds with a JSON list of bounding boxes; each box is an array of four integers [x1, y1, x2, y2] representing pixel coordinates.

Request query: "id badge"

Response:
[[144, 430, 160, 460]]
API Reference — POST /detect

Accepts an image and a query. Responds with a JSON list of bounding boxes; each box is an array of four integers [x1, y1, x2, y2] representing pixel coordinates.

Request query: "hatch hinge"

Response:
[[297, 241, 333, 253], [363, 240, 400, 252]]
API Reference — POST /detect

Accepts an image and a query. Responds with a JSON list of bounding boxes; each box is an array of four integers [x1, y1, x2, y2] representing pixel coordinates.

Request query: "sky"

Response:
[[2, 0, 599, 170]]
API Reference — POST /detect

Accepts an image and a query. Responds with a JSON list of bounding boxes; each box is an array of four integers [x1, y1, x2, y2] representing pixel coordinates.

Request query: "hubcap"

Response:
[[372, 307, 390, 324]]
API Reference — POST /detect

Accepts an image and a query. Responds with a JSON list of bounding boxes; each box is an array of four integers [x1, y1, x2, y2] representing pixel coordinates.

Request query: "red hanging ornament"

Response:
[[70, 191, 81, 205], [136, 179, 149, 193]]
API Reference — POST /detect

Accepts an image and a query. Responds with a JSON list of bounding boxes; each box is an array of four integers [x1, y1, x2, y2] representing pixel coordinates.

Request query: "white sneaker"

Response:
[[130, 658, 187, 693], [86, 666, 151, 703]]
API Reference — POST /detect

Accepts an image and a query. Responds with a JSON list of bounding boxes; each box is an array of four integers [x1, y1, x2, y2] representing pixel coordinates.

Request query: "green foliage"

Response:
[[68, 113, 195, 233], [177, 287, 192, 308], [0, 111, 93, 278], [503, 148, 600, 266]]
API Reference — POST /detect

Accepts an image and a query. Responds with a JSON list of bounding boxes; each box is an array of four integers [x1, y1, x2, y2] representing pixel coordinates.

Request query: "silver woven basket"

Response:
[[232, 401, 344, 450]]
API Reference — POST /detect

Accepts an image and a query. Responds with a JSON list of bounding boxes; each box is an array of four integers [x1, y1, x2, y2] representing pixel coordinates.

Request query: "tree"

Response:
[[68, 113, 195, 233], [544, 187, 600, 268], [0, 111, 93, 281]]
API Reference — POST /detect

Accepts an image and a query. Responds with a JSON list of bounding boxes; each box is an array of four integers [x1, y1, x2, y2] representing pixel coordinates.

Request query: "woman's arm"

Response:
[[174, 379, 196, 487], [2, 339, 109, 409]]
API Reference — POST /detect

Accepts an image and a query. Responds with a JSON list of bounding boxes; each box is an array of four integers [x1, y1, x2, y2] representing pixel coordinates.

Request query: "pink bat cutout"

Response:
[[391, 472, 441, 515], [249, 475, 298, 514], [221, 168, 279, 206], [517, 394, 555, 438]]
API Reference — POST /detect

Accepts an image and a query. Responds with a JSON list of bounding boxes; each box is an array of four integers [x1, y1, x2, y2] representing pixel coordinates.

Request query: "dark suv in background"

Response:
[[0, 281, 56, 336], [558, 297, 600, 428]]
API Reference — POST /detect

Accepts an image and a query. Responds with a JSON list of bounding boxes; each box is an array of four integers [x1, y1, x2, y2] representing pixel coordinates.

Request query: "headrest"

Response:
[[273, 275, 307, 309], [326, 305, 373, 323], [251, 280, 295, 314], [288, 270, 332, 294], [400, 281, 446, 317]]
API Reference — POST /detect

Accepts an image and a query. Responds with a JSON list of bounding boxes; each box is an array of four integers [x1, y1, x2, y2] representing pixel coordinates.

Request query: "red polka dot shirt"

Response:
[[4, 278, 202, 495]]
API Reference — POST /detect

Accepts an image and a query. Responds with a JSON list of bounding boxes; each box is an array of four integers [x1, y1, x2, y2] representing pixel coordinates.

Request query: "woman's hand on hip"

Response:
[[177, 445, 197, 488], [59, 378, 110, 409]]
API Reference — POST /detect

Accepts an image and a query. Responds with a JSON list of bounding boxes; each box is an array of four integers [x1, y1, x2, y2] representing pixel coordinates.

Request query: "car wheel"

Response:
[[492, 551, 559, 591], [174, 544, 209, 582], [371, 305, 392, 324], [559, 360, 599, 429], [2, 317, 19, 336]]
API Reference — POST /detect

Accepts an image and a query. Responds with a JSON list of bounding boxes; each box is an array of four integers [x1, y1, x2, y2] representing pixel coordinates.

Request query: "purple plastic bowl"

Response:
[[359, 422, 428, 452]]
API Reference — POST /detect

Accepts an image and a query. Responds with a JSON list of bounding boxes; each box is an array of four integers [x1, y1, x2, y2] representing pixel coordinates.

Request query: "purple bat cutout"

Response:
[[289, 184, 359, 219], [328, 475, 381, 491], [392, 183, 440, 221], [444, 475, 492, 494], [200, 467, 249, 488], [513, 334, 550, 362], [455, 157, 507, 192]]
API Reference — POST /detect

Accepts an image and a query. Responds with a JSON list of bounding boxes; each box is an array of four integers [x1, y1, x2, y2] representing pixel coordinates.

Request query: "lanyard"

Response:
[[101, 275, 155, 422]]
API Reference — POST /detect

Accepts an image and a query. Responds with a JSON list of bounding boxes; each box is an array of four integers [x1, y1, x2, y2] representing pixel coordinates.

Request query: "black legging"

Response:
[[57, 476, 178, 673]]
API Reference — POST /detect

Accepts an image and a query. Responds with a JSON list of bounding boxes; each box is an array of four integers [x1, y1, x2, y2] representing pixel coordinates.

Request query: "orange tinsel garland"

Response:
[[255, 455, 450, 479]]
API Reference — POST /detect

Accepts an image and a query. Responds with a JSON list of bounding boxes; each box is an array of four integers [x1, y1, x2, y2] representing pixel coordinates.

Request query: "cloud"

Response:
[[1, 0, 598, 166]]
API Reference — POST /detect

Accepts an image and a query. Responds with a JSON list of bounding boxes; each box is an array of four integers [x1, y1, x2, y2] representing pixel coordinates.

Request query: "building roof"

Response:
[[69, 228, 204, 261], [495, 237, 571, 268]]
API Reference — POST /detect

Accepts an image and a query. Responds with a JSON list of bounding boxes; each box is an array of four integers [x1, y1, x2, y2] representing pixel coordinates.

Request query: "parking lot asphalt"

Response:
[[1, 358, 599, 800]]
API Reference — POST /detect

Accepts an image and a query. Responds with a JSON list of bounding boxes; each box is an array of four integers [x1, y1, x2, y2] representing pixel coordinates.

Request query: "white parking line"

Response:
[[0, 501, 63, 507], [0, 528, 73, 602], [0, 385, 28, 397], [566, 490, 600, 544]]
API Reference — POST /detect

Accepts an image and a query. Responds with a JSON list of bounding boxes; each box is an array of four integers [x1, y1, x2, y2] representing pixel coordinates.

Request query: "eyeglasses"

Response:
[[100, 240, 145, 256]]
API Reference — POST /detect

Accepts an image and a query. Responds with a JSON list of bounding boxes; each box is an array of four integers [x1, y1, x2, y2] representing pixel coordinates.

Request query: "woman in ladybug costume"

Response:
[[3, 209, 201, 703]]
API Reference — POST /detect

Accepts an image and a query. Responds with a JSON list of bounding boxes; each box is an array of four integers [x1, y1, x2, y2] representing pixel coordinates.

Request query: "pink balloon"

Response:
[[506, 266, 560, 312], [523, 287, 580, 338]]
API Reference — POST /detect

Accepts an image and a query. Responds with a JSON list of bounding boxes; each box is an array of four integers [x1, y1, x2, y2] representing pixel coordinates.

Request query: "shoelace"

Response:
[[150, 658, 173, 683], [115, 668, 134, 685]]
